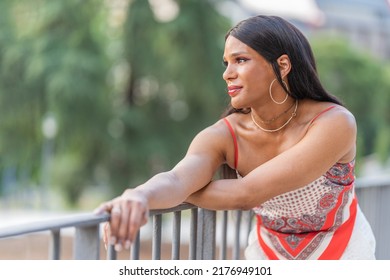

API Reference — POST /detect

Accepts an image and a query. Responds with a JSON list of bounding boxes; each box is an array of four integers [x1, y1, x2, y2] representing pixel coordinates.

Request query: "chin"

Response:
[[230, 98, 240, 108], [231, 100, 246, 111]]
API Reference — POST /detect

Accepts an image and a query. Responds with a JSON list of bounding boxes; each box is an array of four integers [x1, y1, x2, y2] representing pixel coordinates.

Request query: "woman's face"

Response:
[[222, 35, 274, 109]]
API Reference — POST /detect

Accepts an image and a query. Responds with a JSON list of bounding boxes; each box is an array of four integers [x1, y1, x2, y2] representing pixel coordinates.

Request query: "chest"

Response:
[[233, 126, 306, 176]]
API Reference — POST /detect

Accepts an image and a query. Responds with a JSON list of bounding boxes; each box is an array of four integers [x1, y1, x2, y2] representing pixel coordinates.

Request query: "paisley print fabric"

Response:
[[253, 161, 358, 259]]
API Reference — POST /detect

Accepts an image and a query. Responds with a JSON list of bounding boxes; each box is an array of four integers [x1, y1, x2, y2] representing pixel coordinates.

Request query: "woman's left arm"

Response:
[[186, 108, 357, 210]]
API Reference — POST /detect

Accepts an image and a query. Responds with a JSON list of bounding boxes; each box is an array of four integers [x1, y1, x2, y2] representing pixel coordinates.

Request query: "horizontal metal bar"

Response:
[[0, 203, 197, 239], [150, 203, 196, 215], [0, 212, 110, 239], [355, 177, 390, 189]]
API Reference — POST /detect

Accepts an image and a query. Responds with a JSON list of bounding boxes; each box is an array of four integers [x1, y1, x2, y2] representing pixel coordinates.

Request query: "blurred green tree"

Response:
[[0, 0, 112, 205], [312, 39, 390, 170], [0, 0, 231, 206], [106, 0, 231, 195]]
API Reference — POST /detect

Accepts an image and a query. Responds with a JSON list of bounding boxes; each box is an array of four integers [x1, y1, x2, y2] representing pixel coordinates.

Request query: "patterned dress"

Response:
[[223, 110, 376, 260]]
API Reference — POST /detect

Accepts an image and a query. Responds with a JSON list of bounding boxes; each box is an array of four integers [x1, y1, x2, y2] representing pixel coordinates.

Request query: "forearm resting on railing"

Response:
[[127, 171, 193, 210]]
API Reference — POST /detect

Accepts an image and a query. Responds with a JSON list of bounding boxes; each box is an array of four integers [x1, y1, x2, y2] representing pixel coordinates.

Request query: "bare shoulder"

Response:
[[196, 118, 233, 140], [222, 111, 251, 131], [187, 118, 233, 154], [304, 102, 356, 162], [308, 103, 356, 132]]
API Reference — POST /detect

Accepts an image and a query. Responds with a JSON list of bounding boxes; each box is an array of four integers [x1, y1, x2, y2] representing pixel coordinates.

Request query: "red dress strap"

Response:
[[309, 105, 336, 126], [223, 118, 239, 170]]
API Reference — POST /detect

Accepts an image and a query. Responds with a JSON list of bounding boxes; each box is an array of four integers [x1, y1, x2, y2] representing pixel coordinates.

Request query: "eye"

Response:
[[236, 57, 248, 64], [222, 60, 228, 67]]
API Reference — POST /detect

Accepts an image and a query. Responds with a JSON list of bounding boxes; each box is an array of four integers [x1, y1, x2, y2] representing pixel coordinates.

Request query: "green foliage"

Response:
[[312, 38, 390, 169], [106, 0, 231, 195], [0, 0, 112, 205], [375, 128, 390, 164], [0, 0, 230, 206]]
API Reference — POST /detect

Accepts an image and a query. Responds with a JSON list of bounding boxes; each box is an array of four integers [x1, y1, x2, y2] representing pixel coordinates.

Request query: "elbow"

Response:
[[239, 204, 254, 211], [235, 191, 261, 211], [235, 180, 265, 211], [238, 200, 259, 211]]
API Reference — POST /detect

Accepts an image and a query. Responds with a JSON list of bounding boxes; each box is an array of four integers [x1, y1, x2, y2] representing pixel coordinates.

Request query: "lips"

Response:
[[227, 85, 242, 97]]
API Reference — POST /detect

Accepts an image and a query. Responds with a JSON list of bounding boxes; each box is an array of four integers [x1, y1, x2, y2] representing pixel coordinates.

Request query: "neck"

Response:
[[253, 97, 295, 122], [251, 99, 298, 133]]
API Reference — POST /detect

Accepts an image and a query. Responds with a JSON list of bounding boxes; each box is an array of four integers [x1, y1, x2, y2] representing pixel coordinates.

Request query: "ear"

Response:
[[277, 54, 291, 78]]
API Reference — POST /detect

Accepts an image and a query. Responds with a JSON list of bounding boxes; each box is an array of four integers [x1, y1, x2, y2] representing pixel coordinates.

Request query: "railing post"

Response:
[[172, 211, 181, 260], [220, 211, 228, 260], [189, 208, 198, 260], [130, 231, 141, 260], [232, 210, 242, 260], [196, 209, 216, 260], [107, 245, 117, 260], [49, 229, 61, 260], [152, 214, 162, 260], [74, 225, 100, 260]]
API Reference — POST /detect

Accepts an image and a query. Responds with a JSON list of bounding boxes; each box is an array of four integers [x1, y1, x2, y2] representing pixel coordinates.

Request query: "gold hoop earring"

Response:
[[282, 80, 290, 92], [269, 79, 288, 105]]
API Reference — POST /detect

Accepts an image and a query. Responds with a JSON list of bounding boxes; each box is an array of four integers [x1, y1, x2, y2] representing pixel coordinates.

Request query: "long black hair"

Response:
[[220, 15, 342, 178]]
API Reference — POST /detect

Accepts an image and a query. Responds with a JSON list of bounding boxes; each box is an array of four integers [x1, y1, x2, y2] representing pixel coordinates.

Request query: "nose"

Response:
[[222, 64, 236, 82]]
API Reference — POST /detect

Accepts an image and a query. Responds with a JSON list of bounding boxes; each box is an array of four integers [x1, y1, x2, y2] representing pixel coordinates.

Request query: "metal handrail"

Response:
[[0, 212, 110, 239], [0, 203, 233, 260]]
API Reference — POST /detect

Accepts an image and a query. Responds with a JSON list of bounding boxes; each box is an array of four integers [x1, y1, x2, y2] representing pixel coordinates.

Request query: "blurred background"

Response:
[[0, 0, 390, 214]]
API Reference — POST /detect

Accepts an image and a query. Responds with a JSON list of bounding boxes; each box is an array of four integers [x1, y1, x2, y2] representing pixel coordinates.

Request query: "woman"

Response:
[[95, 15, 376, 259]]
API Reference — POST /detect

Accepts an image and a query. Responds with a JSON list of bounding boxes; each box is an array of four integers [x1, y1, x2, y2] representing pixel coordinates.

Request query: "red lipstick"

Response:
[[227, 85, 242, 97]]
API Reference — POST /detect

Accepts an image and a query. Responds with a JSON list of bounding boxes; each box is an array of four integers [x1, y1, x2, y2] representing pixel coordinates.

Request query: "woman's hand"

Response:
[[94, 189, 149, 251]]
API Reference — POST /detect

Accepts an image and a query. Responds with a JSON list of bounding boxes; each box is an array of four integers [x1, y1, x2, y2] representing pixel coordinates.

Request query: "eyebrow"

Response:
[[223, 51, 250, 60]]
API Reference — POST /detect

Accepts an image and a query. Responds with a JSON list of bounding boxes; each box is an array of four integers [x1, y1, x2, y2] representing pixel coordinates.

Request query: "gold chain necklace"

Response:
[[251, 100, 298, 133], [258, 101, 296, 124]]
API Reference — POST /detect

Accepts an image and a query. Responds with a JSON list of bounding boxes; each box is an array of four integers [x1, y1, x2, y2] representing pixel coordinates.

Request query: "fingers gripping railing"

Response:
[[124, 203, 204, 260], [106, 206, 202, 260]]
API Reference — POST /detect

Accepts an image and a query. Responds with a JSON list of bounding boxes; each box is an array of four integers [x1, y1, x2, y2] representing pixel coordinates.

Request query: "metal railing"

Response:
[[0, 178, 389, 260], [0, 203, 254, 260], [355, 177, 390, 260]]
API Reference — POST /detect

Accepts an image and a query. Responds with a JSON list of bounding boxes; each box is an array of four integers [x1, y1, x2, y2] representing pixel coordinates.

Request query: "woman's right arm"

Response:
[[94, 119, 229, 250]]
